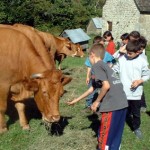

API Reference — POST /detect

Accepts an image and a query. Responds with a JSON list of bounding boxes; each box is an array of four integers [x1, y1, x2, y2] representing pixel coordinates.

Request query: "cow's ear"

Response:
[[61, 76, 72, 86], [23, 79, 39, 92]]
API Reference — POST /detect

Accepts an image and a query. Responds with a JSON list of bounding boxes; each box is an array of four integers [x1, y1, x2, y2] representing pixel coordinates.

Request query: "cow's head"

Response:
[[31, 70, 72, 123], [66, 43, 84, 58], [11, 70, 72, 124], [72, 44, 84, 57]]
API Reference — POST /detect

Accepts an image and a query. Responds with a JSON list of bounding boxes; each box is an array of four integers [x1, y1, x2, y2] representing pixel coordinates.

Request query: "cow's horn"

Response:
[[30, 73, 43, 79]]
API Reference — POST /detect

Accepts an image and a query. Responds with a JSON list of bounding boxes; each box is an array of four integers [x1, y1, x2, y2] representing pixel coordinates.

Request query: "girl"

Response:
[[103, 31, 116, 55]]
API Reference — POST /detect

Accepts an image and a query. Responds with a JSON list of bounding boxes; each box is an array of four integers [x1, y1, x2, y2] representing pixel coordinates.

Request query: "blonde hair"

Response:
[[89, 44, 105, 60]]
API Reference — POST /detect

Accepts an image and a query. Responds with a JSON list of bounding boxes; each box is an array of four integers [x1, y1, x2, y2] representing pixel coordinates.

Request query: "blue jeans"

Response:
[[86, 79, 98, 107]]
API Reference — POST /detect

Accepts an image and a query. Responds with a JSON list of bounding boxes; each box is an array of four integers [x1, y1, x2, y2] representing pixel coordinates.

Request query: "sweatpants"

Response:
[[98, 108, 127, 150], [127, 100, 141, 130]]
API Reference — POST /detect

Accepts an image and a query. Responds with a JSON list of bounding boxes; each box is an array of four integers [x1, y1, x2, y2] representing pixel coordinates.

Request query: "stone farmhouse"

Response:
[[102, 0, 150, 43]]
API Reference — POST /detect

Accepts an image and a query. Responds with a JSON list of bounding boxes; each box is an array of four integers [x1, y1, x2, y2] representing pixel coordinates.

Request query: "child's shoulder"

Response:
[[84, 57, 91, 67], [95, 60, 109, 70]]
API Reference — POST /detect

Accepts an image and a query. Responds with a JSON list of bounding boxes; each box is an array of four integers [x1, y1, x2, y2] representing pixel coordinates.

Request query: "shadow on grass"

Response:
[[81, 113, 100, 137], [146, 111, 150, 116], [46, 116, 73, 136], [87, 114, 100, 137], [6, 98, 41, 128]]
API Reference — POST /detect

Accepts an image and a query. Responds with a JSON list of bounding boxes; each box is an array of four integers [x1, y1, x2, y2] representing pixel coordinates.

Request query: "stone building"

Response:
[[86, 17, 103, 35], [102, 0, 150, 43]]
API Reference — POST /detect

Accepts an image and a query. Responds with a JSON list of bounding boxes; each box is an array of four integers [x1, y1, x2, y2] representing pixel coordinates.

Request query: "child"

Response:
[[113, 40, 150, 139], [113, 33, 129, 60], [103, 31, 116, 55], [129, 32, 149, 113], [84, 36, 115, 111], [67, 44, 128, 150], [129, 31, 140, 41]]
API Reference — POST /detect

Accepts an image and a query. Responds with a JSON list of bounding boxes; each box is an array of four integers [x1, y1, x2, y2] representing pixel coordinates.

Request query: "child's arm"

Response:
[[91, 80, 110, 112], [131, 79, 144, 89], [131, 63, 150, 89], [67, 86, 94, 105], [86, 67, 91, 85]]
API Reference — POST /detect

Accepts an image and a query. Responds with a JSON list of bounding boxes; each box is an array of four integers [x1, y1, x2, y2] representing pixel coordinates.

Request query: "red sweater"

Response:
[[106, 41, 115, 55]]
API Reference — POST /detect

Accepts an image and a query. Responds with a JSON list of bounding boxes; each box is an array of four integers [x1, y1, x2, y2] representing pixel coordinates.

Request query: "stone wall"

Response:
[[139, 14, 150, 44], [102, 0, 140, 43]]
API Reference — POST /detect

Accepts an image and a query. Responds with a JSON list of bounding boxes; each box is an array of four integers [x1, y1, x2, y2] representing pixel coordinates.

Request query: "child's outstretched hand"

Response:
[[66, 99, 78, 106]]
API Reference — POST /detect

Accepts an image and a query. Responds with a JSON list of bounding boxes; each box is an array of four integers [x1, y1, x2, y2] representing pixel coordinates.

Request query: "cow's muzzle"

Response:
[[43, 115, 60, 123]]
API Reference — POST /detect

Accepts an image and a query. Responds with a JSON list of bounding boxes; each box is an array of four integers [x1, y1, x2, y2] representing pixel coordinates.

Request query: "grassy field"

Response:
[[0, 47, 150, 150]]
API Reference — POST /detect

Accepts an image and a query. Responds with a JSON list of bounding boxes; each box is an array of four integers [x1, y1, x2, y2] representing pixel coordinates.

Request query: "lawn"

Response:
[[0, 47, 150, 150]]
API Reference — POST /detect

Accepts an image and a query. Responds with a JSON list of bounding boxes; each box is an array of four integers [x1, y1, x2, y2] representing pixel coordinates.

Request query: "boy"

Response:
[[113, 33, 129, 60], [84, 36, 115, 111], [113, 40, 150, 139], [129, 31, 140, 41], [67, 44, 128, 150]]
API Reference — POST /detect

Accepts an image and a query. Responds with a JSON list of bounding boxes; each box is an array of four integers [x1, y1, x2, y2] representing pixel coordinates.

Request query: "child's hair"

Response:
[[103, 31, 114, 40], [139, 36, 147, 49], [120, 33, 129, 40], [126, 40, 141, 53], [93, 36, 104, 44], [89, 44, 105, 59], [129, 31, 140, 41]]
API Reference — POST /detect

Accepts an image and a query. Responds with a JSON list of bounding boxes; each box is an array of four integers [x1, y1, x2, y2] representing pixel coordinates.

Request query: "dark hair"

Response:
[[129, 31, 140, 41], [139, 36, 147, 49], [103, 31, 114, 40], [93, 36, 104, 44], [120, 33, 129, 40], [126, 40, 141, 53]]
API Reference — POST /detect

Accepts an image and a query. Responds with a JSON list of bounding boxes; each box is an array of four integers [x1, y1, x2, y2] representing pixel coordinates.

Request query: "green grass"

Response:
[[0, 48, 150, 150]]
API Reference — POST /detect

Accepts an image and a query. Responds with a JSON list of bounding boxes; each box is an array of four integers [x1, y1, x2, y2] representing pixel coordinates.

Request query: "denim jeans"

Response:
[[86, 79, 98, 107]]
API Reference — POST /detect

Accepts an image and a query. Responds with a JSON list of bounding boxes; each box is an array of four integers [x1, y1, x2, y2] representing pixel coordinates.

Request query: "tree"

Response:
[[0, 0, 105, 33]]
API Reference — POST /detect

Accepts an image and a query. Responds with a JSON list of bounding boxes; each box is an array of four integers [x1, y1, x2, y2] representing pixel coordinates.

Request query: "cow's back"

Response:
[[0, 28, 46, 84], [13, 24, 55, 70]]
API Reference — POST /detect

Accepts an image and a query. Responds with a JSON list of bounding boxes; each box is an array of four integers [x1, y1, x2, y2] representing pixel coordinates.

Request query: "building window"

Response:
[[107, 21, 112, 31]]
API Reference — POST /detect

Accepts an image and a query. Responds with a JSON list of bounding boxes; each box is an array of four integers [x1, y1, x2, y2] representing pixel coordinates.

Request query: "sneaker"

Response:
[[140, 107, 146, 113], [134, 128, 143, 139]]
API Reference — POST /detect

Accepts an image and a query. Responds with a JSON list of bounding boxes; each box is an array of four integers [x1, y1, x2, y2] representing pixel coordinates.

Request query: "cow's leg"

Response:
[[0, 86, 9, 133], [15, 102, 30, 130]]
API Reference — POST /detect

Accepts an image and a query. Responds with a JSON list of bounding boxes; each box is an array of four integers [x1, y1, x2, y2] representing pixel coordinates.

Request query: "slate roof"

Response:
[[92, 17, 103, 28], [134, 0, 150, 13], [60, 28, 91, 43]]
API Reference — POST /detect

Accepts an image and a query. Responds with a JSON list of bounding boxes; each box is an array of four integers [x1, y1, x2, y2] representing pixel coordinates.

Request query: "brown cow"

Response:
[[37, 31, 85, 69], [12, 24, 84, 69], [0, 24, 55, 70], [0, 28, 72, 133], [55, 37, 85, 69]]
